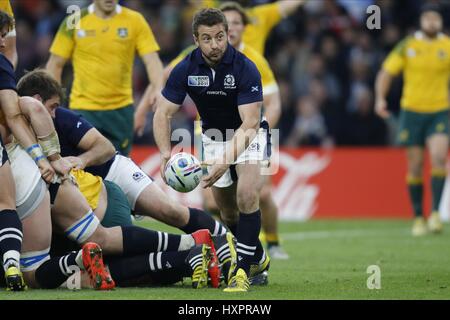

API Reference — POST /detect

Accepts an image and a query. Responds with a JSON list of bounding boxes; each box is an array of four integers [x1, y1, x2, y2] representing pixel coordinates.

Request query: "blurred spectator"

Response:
[[9, 0, 450, 147], [286, 96, 332, 147]]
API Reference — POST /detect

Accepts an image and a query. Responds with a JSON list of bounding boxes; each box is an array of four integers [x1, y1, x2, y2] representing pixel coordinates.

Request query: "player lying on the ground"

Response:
[[17, 69, 229, 239], [1, 101, 115, 290], [9, 94, 237, 289], [0, 10, 88, 291], [3, 97, 236, 288], [48, 169, 237, 288]]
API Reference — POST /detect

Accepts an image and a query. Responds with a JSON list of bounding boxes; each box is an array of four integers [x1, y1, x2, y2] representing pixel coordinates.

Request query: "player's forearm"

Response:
[[263, 92, 281, 129], [45, 56, 66, 84], [146, 58, 164, 94], [78, 141, 115, 168], [375, 69, 393, 100], [153, 107, 172, 159], [136, 85, 154, 113], [7, 113, 39, 149]]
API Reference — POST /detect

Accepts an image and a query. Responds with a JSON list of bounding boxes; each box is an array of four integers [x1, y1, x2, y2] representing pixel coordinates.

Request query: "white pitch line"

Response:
[[280, 228, 408, 240]]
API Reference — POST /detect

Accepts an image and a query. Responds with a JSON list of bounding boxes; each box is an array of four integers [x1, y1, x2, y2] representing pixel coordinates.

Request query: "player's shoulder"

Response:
[[120, 6, 147, 22], [55, 107, 80, 122]]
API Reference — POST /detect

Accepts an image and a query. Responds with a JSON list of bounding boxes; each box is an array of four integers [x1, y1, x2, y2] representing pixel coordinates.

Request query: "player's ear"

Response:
[[32, 94, 43, 102], [193, 35, 199, 46]]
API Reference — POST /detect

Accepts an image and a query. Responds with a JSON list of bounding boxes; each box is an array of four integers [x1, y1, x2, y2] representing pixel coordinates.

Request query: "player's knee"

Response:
[[162, 202, 188, 226], [430, 153, 447, 170], [237, 190, 259, 213]]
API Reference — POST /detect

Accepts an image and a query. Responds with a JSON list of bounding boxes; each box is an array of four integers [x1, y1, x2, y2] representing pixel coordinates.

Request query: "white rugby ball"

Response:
[[164, 152, 203, 192]]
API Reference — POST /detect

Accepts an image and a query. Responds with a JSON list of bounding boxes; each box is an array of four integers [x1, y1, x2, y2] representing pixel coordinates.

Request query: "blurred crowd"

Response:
[[10, 0, 450, 147]]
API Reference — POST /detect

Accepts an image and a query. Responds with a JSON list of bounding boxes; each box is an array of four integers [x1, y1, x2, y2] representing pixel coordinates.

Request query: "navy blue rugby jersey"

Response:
[[162, 44, 263, 140]]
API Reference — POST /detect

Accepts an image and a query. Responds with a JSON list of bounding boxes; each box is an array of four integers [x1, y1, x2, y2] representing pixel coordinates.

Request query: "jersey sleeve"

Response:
[[161, 62, 187, 105], [382, 37, 409, 76], [49, 17, 75, 59], [0, 0, 14, 18], [0, 55, 16, 90], [56, 108, 93, 147], [251, 3, 282, 36], [135, 13, 160, 57], [237, 59, 263, 106]]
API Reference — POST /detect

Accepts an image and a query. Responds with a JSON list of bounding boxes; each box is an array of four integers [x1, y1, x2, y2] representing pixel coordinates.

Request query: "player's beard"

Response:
[[204, 49, 225, 66], [422, 27, 440, 38]]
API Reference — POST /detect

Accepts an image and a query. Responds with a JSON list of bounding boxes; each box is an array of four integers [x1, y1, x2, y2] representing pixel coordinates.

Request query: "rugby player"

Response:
[[375, 3, 450, 236], [11, 95, 229, 290], [18, 70, 234, 288], [0, 10, 71, 291], [46, 0, 164, 156], [154, 8, 269, 292]]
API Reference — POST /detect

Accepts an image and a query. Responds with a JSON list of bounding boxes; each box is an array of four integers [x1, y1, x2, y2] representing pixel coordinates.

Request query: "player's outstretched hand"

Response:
[[63, 156, 86, 170], [37, 158, 56, 184], [160, 154, 171, 184], [375, 98, 390, 119], [201, 159, 229, 188]]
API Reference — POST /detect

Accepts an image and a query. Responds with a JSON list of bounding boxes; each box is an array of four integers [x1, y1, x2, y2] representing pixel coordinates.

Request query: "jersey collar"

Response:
[[415, 30, 445, 40], [88, 3, 122, 15], [194, 44, 234, 66]]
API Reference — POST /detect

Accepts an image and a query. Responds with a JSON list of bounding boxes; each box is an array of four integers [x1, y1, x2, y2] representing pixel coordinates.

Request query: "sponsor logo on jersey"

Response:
[[206, 91, 227, 96], [188, 76, 210, 87]]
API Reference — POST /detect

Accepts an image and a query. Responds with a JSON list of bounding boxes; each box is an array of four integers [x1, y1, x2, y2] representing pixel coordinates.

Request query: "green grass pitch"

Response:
[[1, 218, 450, 300]]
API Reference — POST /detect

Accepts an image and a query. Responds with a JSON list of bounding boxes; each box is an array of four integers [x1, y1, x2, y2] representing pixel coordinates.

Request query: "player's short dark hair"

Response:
[[192, 8, 228, 37], [420, 3, 442, 16], [0, 10, 14, 33], [17, 69, 65, 103], [219, 2, 250, 26]]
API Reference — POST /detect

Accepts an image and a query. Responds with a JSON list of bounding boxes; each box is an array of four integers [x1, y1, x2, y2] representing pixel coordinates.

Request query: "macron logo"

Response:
[[77, 121, 82, 128], [251, 86, 259, 92]]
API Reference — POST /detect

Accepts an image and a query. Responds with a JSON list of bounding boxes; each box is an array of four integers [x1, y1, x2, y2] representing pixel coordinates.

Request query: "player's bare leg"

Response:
[[19, 189, 114, 290], [260, 175, 288, 259], [133, 183, 227, 236], [406, 146, 427, 236], [135, 183, 189, 227], [202, 187, 221, 219], [426, 134, 448, 233]]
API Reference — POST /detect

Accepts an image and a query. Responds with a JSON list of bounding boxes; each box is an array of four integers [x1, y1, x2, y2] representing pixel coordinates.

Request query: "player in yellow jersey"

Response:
[[46, 0, 164, 156], [242, 0, 307, 55], [0, 1, 17, 68], [375, 4, 450, 236]]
